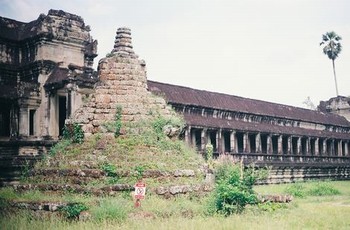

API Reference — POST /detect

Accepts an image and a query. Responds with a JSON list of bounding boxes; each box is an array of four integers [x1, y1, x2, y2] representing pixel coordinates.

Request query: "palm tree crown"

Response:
[[320, 31, 342, 96]]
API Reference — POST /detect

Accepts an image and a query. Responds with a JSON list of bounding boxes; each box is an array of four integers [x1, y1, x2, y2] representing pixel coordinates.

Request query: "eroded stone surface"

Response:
[[72, 27, 176, 136]]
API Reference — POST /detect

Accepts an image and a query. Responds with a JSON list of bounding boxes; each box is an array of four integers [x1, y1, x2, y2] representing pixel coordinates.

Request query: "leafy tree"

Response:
[[320, 31, 342, 96]]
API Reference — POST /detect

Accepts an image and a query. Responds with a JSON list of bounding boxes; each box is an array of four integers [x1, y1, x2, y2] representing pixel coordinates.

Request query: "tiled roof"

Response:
[[147, 81, 350, 128]]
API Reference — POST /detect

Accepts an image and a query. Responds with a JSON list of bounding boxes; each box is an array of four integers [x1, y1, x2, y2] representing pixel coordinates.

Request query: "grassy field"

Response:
[[1, 116, 350, 229], [1, 180, 350, 230]]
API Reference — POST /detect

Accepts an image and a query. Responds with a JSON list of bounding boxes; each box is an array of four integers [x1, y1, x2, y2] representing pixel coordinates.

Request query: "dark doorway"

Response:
[[0, 101, 11, 136], [29, 109, 35, 136], [272, 135, 278, 154], [223, 131, 231, 153], [59, 96, 66, 136], [249, 133, 256, 153], [236, 132, 244, 153], [261, 134, 268, 153], [209, 131, 217, 152]]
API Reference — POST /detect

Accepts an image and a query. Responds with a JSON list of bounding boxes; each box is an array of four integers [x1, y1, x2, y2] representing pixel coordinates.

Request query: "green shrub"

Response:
[[205, 143, 213, 161], [59, 202, 88, 219], [101, 163, 117, 177], [257, 201, 288, 213], [62, 123, 84, 144], [134, 165, 145, 180], [212, 162, 259, 215], [285, 183, 307, 198], [307, 181, 341, 196], [114, 105, 122, 137]]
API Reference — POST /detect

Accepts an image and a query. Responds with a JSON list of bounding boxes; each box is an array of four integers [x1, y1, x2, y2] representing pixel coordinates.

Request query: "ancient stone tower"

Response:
[[73, 27, 174, 137]]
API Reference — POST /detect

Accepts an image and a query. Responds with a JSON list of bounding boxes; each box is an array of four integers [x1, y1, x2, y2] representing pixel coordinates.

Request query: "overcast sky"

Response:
[[1, 0, 349, 108]]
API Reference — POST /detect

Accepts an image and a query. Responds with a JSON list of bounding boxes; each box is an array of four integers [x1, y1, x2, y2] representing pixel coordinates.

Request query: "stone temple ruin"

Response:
[[1, 10, 350, 184]]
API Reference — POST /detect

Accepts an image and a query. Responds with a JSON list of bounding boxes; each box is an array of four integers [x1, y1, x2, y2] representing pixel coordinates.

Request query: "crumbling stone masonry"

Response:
[[72, 28, 175, 137]]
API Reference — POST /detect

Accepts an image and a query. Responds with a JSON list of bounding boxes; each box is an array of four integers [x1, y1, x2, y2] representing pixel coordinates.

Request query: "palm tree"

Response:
[[320, 31, 342, 96]]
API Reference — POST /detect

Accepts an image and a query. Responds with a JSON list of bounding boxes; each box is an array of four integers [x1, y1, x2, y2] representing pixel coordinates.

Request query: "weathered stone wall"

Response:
[[319, 96, 350, 122], [73, 28, 175, 137]]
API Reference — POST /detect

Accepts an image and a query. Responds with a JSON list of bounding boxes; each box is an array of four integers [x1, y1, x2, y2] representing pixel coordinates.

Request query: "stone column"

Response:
[[218, 129, 224, 154], [267, 134, 272, 154], [191, 129, 196, 148], [331, 139, 335, 156], [243, 132, 249, 153], [297, 137, 301, 155], [323, 139, 327, 155], [18, 107, 29, 136], [278, 135, 283, 154], [230, 131, 236, 153], [345, 142, 349, 156], [185, 126, 191, 146], [306, 137, 310, 155], [67, 90, 72, 118], [315, 138, 319, 156], [201, 128, 207, 152], [338, 140, 343, 156], [256, 132, 262, 153], [287, 136, 292, 155]]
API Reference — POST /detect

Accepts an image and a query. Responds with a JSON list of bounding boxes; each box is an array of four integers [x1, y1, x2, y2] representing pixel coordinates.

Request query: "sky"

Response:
[[1, 0, 349, 108]]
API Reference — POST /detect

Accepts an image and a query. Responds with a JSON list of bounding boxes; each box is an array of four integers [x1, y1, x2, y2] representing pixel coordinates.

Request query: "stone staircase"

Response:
[[0, 140, 56, 186]]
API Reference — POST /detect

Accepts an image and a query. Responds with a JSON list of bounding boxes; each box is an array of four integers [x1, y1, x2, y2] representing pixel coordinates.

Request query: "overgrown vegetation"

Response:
[[62, 123, 84, 144], [114, 105, 123, 137], [2, 181, 350, 229], [208, 162, 268, 215], [284, 181, 341, 198], [59, 202, 88, 219], [3, 111, 349, 229]]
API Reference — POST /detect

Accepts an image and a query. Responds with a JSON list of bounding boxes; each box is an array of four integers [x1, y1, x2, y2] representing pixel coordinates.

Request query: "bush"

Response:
[[307, 181, 341, 196], [285, 183, 307, 198], [211, 162, 259, 215], [101, 163, 117, 177], [59, 202, 88, 219]]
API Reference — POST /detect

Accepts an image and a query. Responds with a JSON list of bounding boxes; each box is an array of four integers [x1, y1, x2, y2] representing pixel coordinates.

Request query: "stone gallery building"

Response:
[[1, 10, 350, 182]]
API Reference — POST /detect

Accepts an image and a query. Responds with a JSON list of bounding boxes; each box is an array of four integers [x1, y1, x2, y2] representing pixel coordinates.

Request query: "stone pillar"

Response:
[[243, 132, 249, 153], [216, 129, 224, 154], [278, 135, 283, 154], [345, 142, 349, 156], [201, 129, 207, 152], [230, 131, 236, 153], [323, 139, 327, 156], [338, 140, 343, 156], [18, 107, 29, 136], [256, 133, 262, 153], [287, 136, 292, 155], [297, 137, 301, 155], [267, 134, 272, 154], [9, 103, 19, 138], [306, 137, 310, 155], [315, 138, 319, 156], [215, 130, 219, 153], [185, 126, 191, 146], [331, 139, 335, 156], [67, 90, 72, 118], [191, 129, 196, 148]]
